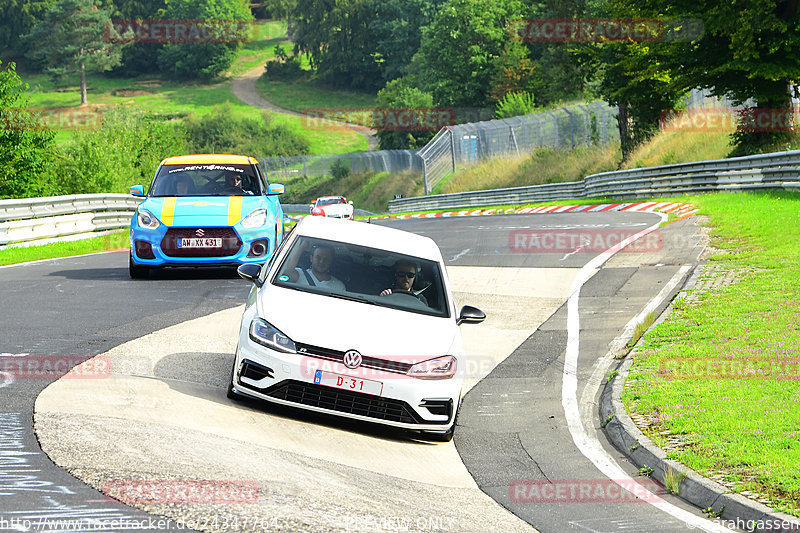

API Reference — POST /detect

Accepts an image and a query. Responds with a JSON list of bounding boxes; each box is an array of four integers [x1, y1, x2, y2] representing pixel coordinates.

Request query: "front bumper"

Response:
[[231, 330, 461, 431], [130, 223, 278, 267]]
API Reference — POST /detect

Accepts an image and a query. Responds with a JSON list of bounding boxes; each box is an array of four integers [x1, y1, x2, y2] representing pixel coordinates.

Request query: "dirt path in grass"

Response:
[[231, 65, 378, 151]]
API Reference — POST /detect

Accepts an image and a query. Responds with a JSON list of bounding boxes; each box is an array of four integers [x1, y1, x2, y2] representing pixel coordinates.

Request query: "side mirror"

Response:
[[237, 263, 263, 287], [130, 185, 145, 197], [456, 305, 485, 325], [267, 183, 285, 195], [348, 201, 353, 205]]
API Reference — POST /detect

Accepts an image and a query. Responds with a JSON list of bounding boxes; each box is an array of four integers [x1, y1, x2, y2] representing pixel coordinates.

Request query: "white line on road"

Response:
[[451, 248, 472, 262], [561, 215, 734, 532]]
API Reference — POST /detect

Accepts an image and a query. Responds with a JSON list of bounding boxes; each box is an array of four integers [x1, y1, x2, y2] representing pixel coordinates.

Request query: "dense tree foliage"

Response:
[[609, 0, 800, 154], [156, 0, 253, 80], [373, 78, 437, 150], [0, 0, 58, 54], [112, 0, 168, 75], [0, 61, 57, 198], [409, 0, 525, 108], [24, 0, 128, 105]]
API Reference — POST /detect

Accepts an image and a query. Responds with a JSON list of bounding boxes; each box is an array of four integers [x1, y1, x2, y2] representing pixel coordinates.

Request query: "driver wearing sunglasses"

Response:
[[379, 259, 428, 305]]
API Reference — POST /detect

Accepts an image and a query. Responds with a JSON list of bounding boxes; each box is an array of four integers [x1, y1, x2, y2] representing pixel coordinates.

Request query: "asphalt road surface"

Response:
[[0, 212, 731, 532]]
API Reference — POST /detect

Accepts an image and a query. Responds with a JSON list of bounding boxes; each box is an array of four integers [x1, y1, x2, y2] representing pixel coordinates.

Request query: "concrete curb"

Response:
[[600, 265, 800, 533]]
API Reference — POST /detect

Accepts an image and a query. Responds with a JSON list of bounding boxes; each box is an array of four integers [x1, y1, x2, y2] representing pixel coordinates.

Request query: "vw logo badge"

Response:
[[343, 350, 362, 369], [195, 228, 205, 237]]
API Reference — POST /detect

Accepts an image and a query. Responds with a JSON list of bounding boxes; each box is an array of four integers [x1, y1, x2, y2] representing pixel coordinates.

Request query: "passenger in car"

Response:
[[379, 259, 428, 305], [283, 242, 346, 291]]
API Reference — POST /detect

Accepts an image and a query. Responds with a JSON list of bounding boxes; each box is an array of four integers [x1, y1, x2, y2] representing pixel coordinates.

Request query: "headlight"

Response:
[[137, 209, 160, 229], [241, 208, 267, 228], [249, 318, 296, 353], [407, 356, 456, 379]]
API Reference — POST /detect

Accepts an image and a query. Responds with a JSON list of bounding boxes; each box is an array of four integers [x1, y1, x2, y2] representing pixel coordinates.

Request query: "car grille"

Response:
[[161, 228, 242, 257], [294, 342, 413, 375], [263, 380, 424, 424]]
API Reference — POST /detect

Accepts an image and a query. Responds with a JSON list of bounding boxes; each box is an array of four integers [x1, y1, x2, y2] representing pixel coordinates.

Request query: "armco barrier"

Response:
[[0, 194, 141, 246], [389, 149, 800, 212]]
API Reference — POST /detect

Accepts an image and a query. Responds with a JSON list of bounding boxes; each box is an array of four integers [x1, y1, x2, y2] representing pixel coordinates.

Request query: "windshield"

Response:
[[271, 236, 450, 318], [150, 164, 261, 197], [317, 198, 345, 206]]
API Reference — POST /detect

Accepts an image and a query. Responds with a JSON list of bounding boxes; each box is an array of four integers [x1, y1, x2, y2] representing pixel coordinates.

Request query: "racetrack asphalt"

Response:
[[0, 211, 744, 532]]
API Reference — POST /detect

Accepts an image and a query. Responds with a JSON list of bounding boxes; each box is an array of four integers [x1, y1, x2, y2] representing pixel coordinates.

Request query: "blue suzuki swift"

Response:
[[128, 154, 285, 278]]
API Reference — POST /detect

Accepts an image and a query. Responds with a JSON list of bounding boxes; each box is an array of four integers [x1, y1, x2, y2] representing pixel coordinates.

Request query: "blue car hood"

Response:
[[142, 196, 272, 227]]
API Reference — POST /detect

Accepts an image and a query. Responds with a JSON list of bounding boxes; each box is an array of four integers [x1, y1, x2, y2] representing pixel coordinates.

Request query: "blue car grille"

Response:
[[161, 228, 242, 257]]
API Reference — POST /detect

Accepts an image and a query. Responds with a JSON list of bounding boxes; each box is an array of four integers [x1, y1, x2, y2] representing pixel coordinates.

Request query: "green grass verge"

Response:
[[255, 75, 377, 123], [622, 191, 800, 516], [0, 231, 129, 267]]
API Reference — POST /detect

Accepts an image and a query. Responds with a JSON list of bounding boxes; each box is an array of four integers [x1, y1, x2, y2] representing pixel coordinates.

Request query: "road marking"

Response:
[[451, 248, 471, 262], [561, 215, 734, 532]]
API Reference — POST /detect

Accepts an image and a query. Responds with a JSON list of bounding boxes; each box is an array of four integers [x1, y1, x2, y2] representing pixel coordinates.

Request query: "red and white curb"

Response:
[[285, 202, 698, 222], [372, 202, 698, 220]]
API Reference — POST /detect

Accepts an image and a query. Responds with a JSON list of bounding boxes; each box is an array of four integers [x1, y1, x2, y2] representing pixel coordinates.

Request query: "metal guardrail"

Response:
[[388, 149, 800, 213], [0, 194, 141, 246]]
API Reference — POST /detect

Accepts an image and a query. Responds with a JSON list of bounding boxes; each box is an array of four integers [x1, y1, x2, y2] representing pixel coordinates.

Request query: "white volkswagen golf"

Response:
[[228, 216, 485, 441]]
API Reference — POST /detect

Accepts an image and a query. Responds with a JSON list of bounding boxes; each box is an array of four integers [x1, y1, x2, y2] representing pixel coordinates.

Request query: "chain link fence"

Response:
[[257, 150, 423, 182], [418, 101, 618, 193], [257, 101, 619, 194]]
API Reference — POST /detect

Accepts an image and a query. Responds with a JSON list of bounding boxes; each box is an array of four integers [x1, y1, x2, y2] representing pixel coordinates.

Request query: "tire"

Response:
[[129, 252, 149, 279]]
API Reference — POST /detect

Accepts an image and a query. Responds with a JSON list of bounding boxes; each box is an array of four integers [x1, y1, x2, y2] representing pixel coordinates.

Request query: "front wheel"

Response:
[[129, 252, 149, 279]]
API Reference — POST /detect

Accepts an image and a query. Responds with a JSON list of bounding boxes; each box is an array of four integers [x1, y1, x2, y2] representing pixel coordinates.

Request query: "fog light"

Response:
[[135, 240, 155, 259], [247, 239, 269, 258]]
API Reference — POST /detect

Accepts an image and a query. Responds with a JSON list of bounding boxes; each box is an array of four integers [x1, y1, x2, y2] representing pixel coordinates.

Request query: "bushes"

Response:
[[58, 107, 188, 194], [183, 103, 311, 156], [0, 61, 59, 198]]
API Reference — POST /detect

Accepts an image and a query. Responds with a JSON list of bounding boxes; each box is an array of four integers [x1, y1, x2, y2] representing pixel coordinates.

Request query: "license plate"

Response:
[[314, 370, 383, 396], [178, 238, 222, 248]]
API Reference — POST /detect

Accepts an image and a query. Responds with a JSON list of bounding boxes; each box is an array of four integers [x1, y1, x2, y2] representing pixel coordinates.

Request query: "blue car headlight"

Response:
[[249, 318, 296, 353], [136, 209, 160, 229], [241, 208, 267, 228]]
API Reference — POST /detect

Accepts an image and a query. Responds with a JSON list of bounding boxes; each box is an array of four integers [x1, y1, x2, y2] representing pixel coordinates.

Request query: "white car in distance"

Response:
[[310, 196, 354, 219], [229, 216, 485, 441]]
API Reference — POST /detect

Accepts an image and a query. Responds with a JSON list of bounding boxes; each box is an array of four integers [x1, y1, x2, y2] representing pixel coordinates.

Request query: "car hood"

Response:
[[258, 286, 460, 358], [142, 196, 271, 226]]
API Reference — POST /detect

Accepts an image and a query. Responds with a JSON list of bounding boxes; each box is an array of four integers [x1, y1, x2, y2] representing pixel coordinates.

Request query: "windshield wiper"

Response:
[[326, 292, 378, 305]]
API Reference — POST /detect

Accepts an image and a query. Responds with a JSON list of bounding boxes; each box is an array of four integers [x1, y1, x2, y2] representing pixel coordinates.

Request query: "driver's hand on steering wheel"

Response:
[[380, 288, 392, 296]]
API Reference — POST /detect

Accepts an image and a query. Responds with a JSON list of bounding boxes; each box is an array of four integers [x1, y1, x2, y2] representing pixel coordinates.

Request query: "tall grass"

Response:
[[438, 144, 621, 194]]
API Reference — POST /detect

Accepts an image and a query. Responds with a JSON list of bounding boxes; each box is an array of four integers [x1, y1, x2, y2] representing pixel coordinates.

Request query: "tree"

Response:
[[369, 0, 444, 83], [609, 0, 800, 153], [291, 0, 382, 90], [0, 0, 59, 54], [409, 0, 526, 108], [156, 0, 253, 80], [374, 78, 437, 150], [578, 41, 685, 161], [112, 0, 168, 75], [0, 61, 57, 198], [24, 0, 128, 105]]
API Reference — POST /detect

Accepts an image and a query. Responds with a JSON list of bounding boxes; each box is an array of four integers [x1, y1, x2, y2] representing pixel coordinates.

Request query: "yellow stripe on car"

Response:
[[161, 197, 176, 226], [228, 196, 243, 225]]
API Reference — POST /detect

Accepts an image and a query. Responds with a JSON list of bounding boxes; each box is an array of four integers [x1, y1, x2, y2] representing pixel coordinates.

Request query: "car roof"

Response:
[[316, 196, 346, 201], [160, 154, 258, 166], [294, 217, 443, 262]]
